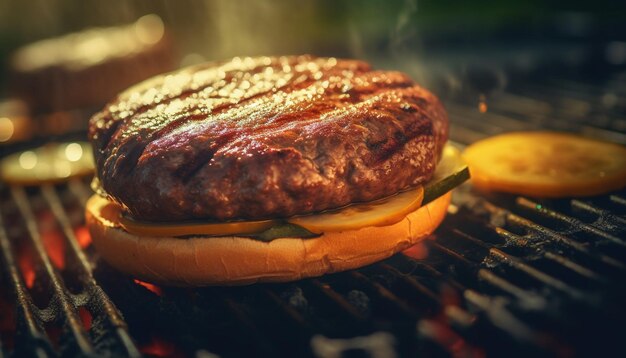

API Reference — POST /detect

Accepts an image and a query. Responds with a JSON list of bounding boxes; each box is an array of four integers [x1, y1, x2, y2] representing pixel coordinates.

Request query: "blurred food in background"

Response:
[[8, 14, 175, 113], [1, 12, 177, 144], [3, 1, 625, 82], [0, 0, 625, 146]]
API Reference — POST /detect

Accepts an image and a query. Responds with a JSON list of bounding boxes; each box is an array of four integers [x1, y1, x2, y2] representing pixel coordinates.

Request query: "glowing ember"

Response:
[[45, 325, 62, 350], [78, 307, 92, 331], [42, 231, 65, 270], [74, 226, 92, 248], [440, 285, 461, 307], [17, 246, 36, 289], [420, 316, 485, 358], [134, 279, 163, 296], [478, 94, 488, 113], [0, 294, 16, 350], [402, 241, 429, 260], [140, 338, 179, 357], [36, 210, 66, 269]]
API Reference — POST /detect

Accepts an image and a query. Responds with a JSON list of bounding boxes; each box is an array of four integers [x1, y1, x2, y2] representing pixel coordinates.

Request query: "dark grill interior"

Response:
[[1, 65, 626, 357]]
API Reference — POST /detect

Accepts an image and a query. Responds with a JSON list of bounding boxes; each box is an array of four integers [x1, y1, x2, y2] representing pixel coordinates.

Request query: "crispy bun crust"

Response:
[[86, 193, 451, 286]]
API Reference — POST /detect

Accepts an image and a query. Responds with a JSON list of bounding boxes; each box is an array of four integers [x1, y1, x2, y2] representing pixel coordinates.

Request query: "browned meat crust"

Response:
[[89, 55, 448, 221]]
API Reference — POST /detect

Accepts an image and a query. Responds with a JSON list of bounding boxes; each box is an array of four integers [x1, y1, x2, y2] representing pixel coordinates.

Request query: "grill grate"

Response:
[[0, 183, 141, 357], [1, 70, 626, 357]]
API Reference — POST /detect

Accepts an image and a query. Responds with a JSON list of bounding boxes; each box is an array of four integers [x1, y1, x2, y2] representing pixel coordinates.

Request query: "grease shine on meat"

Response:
[[90, 56, 447, 222]]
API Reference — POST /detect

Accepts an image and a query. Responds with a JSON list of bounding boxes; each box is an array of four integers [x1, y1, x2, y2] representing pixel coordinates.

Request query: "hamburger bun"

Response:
[[86, 192, 451, 286]]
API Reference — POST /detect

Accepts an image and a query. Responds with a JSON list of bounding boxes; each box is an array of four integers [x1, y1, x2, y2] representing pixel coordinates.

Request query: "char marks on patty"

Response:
[[89, 55, 448, 221]]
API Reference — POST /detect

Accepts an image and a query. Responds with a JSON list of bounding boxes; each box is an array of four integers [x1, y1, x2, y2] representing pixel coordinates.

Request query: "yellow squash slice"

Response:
[[287, 186, 424, 233], [463, 131, 626, 197]]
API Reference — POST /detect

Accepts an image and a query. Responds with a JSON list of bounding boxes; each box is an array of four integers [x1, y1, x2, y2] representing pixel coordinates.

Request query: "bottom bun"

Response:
[[86, 192, 451, 286]]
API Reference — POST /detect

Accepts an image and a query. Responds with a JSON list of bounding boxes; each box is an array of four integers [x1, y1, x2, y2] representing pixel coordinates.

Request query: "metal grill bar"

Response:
[[469, 197, 626, 273], [0, 210, 54, 357], [379, 263, 441, 307], [0, 183, 142, 357], [40, 184, 140, 357], [220, 294, 278, 357], [11, 186, 94, 356], [515, 197, 626, 248], [307, 279, 368, 322]]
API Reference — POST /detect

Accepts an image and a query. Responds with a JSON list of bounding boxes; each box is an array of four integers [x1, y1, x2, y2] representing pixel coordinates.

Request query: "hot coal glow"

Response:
[[134, 279, 163, 296], [78, 307, 92, 331], [37, 210, 66, 270], [403, 241, 429, 260], [17, 245, 36, 289], [74, 226, 92, 248], [0, 294, 16, 349], [140, 337, 177, 357], [42, 231, 65, 270]]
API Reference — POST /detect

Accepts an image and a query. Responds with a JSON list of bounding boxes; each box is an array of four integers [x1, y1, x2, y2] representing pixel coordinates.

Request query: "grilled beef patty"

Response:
[[89, 55, 448, 221]]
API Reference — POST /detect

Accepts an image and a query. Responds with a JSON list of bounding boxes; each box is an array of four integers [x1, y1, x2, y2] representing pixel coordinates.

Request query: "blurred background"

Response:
[[1, 0, 625, 147]]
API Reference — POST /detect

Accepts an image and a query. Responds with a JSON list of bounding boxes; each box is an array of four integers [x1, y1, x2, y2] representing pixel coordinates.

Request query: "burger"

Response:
[[9, 14, 175, 113], [86, 55, 468, 286]]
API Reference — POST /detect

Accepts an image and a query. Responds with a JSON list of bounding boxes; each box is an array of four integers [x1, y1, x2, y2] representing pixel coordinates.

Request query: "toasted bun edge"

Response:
[[86, 193, 451, 286]]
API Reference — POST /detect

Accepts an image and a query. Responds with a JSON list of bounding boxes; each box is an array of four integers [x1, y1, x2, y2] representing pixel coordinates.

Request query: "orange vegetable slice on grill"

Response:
[[463, 131, 626, 197]]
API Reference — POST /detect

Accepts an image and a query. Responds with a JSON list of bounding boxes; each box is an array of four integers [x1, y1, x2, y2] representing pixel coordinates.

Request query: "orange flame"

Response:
[[134, 279, 163, 296]]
